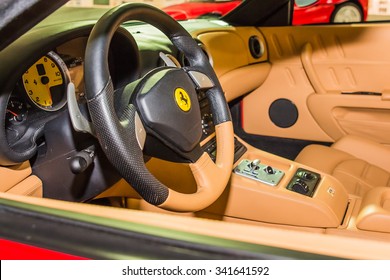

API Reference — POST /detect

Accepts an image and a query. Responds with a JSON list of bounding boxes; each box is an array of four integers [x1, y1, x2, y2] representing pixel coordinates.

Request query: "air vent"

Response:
[[248, 36, 264, 59], [181, 39, 213, 67]]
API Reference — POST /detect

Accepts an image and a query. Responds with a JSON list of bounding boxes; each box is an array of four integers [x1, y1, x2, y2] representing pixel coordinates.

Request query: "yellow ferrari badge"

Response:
[[174, 88, 191, 112]]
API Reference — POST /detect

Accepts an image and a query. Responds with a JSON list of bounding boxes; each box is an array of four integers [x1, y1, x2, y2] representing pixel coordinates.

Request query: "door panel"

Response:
[[242, 24, 390, 144], [307, 93, 390, 141], [333, 107, 390, 142]]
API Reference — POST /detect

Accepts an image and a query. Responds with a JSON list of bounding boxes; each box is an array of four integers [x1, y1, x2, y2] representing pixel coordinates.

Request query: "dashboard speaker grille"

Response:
[[248, 36, 264, 59]]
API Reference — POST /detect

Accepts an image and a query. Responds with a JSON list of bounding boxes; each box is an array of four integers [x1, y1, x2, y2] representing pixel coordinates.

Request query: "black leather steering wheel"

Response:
[[84, 3, 234, 212]]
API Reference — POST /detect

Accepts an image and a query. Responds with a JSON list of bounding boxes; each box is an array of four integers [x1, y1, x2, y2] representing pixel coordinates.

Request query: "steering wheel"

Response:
[[84, 3, 234, 212]]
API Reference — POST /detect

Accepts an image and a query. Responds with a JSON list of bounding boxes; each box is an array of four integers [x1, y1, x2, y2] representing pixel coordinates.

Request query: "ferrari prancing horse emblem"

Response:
[[174, 88, 191, 112]]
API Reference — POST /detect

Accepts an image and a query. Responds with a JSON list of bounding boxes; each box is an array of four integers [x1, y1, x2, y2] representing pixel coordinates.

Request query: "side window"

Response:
[[293, 0, 367, 25], [295, 0, 318, 8], [293, 0, 390, 25], [65, 0, 390, 26]]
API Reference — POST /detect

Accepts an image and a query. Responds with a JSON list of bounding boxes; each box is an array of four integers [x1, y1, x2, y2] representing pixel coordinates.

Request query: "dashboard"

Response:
[[0, 16, 218, 201], [0, 7, 264, 202], [3, 29, 145, 161]]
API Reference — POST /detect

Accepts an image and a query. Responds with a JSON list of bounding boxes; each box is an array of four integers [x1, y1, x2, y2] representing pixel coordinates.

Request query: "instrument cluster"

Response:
[[5, 50, 86, 149]]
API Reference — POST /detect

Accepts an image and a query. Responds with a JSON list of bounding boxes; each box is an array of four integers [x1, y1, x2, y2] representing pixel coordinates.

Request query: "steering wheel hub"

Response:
[[134, 68, 202, 153]]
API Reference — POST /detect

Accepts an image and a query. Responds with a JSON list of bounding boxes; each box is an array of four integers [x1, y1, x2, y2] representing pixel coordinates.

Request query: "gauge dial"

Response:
[[22, 51, 69, 111], [6, 98, 27, 124]]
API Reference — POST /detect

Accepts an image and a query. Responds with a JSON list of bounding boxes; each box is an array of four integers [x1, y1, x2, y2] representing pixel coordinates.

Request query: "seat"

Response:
[[295, 135, 390, 197]]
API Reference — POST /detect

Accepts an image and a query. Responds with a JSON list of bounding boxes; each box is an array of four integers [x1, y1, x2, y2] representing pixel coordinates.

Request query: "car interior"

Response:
[[1, 0, 390, 259]]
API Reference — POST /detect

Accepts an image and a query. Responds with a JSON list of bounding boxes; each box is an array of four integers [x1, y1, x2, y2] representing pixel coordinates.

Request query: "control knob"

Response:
[[292, 179, 309, 194]]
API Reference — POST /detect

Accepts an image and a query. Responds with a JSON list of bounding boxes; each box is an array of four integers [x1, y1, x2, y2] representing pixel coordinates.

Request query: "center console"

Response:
[[204, 139, 350, 228], [191, 92, 349, 228]]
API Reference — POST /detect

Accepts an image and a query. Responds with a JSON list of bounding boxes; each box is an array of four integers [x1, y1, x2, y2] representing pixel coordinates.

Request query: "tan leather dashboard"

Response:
[[190, 27, 270, 102]]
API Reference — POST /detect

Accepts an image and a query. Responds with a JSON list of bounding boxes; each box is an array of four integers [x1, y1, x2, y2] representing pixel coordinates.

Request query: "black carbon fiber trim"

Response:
[[88, 79, 168, 205]]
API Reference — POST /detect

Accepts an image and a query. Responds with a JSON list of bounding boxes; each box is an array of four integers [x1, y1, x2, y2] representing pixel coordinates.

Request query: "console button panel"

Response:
[[233, 159, 284, 186], [286, 168, 321, 197]]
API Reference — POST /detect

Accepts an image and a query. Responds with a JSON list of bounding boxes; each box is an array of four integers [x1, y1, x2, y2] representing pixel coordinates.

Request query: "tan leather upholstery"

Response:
[[159, 121, 234, 212], [295, 135, 390, 197], [356, 187, 390, 233]]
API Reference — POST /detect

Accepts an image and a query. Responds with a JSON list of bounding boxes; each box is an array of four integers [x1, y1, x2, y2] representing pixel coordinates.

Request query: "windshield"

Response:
[[66, 0, 240, 7], [65, 0, 389, 25]]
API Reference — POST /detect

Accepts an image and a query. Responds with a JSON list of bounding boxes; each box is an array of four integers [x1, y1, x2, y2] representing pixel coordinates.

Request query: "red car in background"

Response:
[[163, 0, 368, 24], [293, 0, 368, 25], [163, 0, 241, 20]]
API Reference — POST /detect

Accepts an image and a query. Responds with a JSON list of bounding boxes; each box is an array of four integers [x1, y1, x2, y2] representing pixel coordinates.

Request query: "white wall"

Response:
[[369, 0, 390, 15]]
